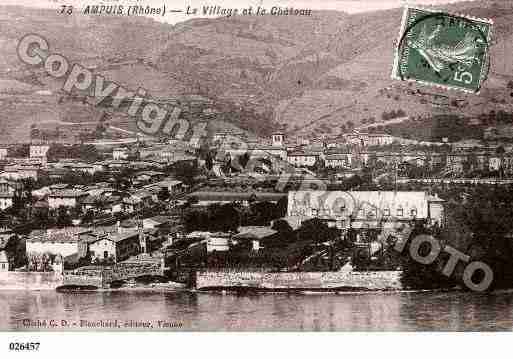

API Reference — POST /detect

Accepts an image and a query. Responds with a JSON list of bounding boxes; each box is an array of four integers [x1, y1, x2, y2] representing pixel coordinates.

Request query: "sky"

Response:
[[2, 0, 471, 24]]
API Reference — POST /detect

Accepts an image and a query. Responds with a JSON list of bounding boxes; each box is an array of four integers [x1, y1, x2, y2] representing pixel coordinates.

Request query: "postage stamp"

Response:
[[392, 6, 493, 93]]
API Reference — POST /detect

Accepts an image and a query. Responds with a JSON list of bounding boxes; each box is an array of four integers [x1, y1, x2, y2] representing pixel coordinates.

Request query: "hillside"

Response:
[[1, 1, 513, 143]]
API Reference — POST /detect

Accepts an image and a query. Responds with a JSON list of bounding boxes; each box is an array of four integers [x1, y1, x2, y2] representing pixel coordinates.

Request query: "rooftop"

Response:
[[325, 153, 351, 160], [234, 226, 278, 240], [187, 191, 286, 203], [49, 189, 87, 198], [156, 179, 183, 187], [109, 231, 140, 243], [28, 227, 91, 243], [287, 151, 319, 157], [144, 215, 172, 226], [136, 171, 165, 177]]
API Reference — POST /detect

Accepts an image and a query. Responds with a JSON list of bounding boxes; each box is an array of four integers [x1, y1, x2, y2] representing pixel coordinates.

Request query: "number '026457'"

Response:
[[9, 342, 40, 351]]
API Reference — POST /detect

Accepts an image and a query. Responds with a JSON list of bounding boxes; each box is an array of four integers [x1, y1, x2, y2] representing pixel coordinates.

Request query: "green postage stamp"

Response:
[[392, 7, 493, 93]]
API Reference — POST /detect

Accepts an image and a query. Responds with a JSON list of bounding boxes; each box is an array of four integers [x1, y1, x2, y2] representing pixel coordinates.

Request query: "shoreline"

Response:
[[0, 284, 466, 296]]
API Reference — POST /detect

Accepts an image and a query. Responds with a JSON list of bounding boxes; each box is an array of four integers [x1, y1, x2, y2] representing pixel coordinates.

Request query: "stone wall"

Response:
[[62, 273, 104, 288], [196, 270, 402, 291], [0, 272, 64, 290]]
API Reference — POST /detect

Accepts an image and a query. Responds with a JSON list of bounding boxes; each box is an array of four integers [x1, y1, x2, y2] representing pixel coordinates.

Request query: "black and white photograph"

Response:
[[1, 0, 513, 349]]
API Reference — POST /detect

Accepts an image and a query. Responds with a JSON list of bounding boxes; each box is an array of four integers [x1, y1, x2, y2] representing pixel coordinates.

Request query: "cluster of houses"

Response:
[[0, 125, 508, 273], [29, 174, 184, 214], [0, 141, 197, 183], [214, 130, 513, 176], [0, 141, 195, 213], [25, 215, 179, 268], [160, 189, 445, 259]]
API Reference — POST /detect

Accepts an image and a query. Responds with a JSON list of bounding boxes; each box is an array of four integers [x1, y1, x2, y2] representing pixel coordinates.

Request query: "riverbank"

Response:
[[0, 270, 403, 291], [195, 270, 403, 291]]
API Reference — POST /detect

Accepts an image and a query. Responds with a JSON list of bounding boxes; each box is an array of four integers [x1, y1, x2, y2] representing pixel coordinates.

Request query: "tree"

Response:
[[276, 196, 288, 218], [297, 218, 339, 244], [3, 235, 27, 270], [207, 203, 240, 232], [114, 168, 134, 191], [171, 160, 199, 186], [205, 151, 214, 171], [238, 152, 250, 169], [82, 209, 95, 224], [271, 218, 294, 234], [56, 206, 72, 227], [311, 157, 325, 173], [247, 201, 277, 226], [157, 187, 171, 202], [8, 144, 29, 158]]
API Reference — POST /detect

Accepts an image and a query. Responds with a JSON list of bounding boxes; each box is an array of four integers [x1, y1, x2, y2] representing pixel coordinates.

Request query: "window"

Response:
[[1, 263, 5, 269], [411, 208, 417, 217], [397, 207, 404, 217], [383, 208, 391, 217]]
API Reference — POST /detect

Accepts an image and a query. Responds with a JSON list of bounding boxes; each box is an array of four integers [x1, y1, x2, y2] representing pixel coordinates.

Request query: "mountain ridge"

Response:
[[1, 1, 513, 143]]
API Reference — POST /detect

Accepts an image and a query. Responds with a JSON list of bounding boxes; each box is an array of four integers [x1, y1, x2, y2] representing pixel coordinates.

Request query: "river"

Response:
[[1, 289, 513, 331]]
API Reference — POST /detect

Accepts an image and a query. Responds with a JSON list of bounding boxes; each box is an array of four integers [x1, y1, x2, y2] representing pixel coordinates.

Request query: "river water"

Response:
[[1, 289, 513, 331]]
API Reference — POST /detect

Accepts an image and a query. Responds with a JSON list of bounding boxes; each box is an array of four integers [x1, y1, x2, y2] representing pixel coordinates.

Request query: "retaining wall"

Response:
[[0, 272, 64, 290], [196, 270, 403, 291]]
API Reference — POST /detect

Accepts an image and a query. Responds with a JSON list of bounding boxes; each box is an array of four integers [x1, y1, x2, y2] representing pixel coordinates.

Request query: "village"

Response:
[[0, 123, 512, 290]]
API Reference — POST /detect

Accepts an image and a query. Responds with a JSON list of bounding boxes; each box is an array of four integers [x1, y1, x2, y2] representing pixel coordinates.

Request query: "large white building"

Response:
[[112, 147, 129, 160], [286, 151, 319, 167], [0, 179, 16, 210], [325, 153, 352, 168], [271, 132, 285, 147], [1, 165, 41, 181], [30, 144, 50, 158], [345, 132, 395, 147], [30, 144, 50, 166], [0, 148, 7, 161], [26, 227, 91, 257], [287, 191, 445, 229]]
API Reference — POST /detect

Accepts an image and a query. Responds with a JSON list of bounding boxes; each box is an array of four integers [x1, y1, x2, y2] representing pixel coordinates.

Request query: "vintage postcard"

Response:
[[1, 0, 513, 348]]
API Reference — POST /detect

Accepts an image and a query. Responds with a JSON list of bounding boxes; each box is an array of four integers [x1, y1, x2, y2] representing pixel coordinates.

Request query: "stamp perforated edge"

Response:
[[391, 5, 494, 94]]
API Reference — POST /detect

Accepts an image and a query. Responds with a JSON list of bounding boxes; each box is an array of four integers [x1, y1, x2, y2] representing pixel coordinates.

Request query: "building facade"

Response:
[[88, 231, 141, 262], [287, 151, 319, 167], [48, 190, 87, 209], [26, 227, 91, 257], [287, 190, 445, 229]]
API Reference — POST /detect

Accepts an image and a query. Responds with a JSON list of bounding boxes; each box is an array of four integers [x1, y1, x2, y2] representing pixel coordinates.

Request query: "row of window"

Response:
[[291, 207, 418, 218]]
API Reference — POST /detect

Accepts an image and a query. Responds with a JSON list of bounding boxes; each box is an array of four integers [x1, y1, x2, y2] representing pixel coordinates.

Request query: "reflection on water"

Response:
[[1, 289, 513, 331]]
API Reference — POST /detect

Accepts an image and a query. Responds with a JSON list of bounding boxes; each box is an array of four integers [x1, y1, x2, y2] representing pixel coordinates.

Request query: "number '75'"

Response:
[[60, 5, 73, 14]]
